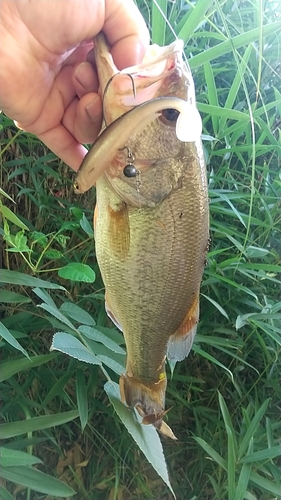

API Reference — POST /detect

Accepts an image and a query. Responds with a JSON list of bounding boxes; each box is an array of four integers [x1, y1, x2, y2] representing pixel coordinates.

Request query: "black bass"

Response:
[[74, 33, 209, 439]]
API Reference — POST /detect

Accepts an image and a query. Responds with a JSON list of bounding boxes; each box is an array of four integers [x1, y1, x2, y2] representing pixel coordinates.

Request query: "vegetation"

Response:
[[0, 0, 280, 499]]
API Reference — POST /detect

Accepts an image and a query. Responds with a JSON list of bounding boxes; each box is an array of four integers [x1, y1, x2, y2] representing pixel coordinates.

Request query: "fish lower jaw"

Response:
[[119, 373, 177, 440]]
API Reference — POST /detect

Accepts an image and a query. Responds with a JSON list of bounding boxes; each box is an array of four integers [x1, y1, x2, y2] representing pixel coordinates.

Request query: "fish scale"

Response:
[[95, 142, 208, 381]]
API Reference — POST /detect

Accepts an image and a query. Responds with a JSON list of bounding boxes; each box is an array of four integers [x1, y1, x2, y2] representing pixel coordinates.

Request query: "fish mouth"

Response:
[[95, 33, 190, 121]]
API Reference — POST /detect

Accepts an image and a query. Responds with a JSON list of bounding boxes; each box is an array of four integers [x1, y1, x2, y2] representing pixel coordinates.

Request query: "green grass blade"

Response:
[[198, 103, 251, 122], [189, 22, 281, 69], [201, 294, 229, 319], [193, 346, 234, 381], [0, 485, 14, 500], [0, 290, 31, 304], [0, 321, 30, 358], [219, 45, 253, 135], [0, 270, 65, 290], [0, 447, 42, 467], [234, 439, 253, 500], [249, 470, 281, 497], [0, 466, 75, 497], [194, 437, 227, 470], [218, 393, 238, 456], [177, 0, 215, 42], [151, 0, 167, 45], [0, 354, 57, 382], [41, 372, 73, 408], [240, 445, 281, 464], [0, 411, 79, 439], [238, 399, 270, 460], [204, 62, 219, 135], [0, 203, 29, 230], [76, 368, 88, 432], [226, 425, 236, 500]]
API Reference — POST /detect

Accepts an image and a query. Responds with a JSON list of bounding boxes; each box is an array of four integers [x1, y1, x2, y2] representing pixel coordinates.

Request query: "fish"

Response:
[[74, 33, 209, 439]]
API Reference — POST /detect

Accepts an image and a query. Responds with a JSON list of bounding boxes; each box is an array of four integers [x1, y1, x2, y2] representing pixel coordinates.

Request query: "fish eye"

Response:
[[159, 108, 180, 126], [161, 108, 180, 122]]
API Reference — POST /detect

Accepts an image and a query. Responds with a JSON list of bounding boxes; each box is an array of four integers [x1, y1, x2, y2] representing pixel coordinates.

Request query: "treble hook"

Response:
[[102, 73, 136, 127]]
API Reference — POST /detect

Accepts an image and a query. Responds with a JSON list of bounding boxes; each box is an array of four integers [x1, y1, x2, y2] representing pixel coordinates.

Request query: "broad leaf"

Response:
[[51, 332, 102, 366], [58, 263, 96, 282], [97, 354, 125, 376], [104, 381, 175, 498], [79, 325, 125, 354], [60, 302, 96, 326]]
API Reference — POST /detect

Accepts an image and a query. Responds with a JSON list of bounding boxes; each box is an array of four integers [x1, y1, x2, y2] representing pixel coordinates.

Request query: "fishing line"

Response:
[[102, 73, 136, 127], [103, 72, 142, 196], [151, 0, 189, 67]]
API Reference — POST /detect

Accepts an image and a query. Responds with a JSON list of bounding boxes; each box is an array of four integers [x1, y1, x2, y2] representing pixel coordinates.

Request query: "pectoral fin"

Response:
[[167, 294, 199, 362], [108, 202, 130, 259]]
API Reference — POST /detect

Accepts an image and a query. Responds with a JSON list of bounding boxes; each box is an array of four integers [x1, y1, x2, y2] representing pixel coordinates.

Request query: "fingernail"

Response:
[[74, 62, 90, 87], [85, 95, 102, 122]]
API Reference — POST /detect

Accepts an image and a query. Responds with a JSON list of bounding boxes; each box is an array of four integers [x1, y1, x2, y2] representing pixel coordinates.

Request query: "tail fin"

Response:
[[119, 373, 177, 440]]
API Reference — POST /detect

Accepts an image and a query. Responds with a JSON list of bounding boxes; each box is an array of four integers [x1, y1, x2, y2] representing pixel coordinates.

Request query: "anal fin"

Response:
[[167, 294, 199, 362]]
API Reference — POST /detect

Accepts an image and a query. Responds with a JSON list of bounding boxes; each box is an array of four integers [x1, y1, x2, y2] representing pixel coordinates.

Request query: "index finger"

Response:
[[103, 0, 150, 69]]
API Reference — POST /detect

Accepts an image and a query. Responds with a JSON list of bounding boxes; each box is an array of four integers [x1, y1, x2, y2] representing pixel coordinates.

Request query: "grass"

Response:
[[1, 0, 281, 499]]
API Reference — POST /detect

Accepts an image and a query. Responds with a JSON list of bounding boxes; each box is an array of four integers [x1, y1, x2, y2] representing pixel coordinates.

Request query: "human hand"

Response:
[[0, 0, 149, 170]]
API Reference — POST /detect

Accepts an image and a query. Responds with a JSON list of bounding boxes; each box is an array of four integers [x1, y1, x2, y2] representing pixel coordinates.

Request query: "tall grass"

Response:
[[0, 1, 281, 499]]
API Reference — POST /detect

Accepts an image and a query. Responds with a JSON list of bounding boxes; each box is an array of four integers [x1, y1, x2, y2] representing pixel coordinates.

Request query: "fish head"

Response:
[[95, 32, 193, 123], [84, 33, 203, 206], [74, 33, 203, 200]]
